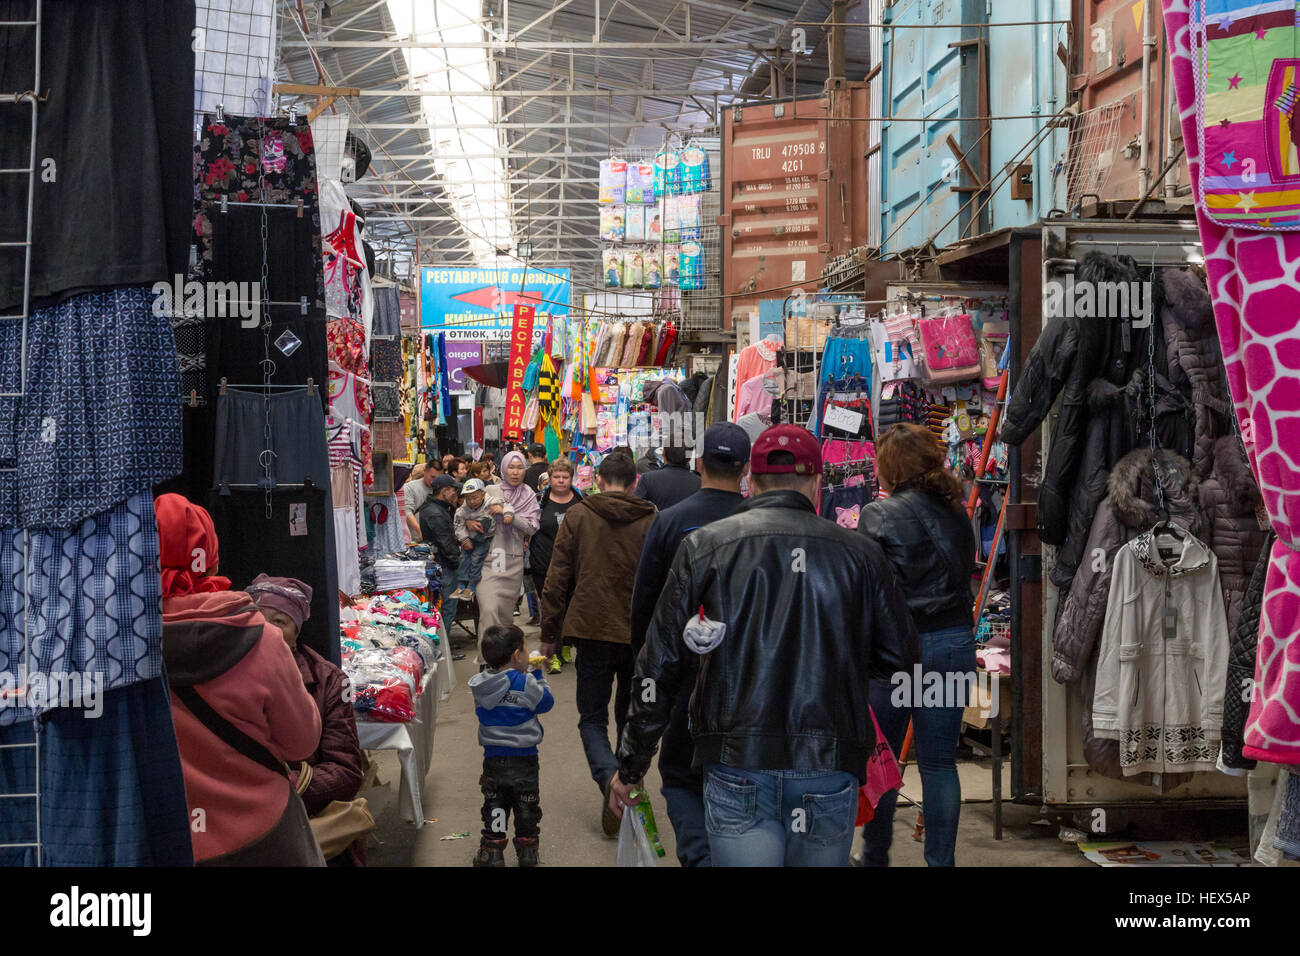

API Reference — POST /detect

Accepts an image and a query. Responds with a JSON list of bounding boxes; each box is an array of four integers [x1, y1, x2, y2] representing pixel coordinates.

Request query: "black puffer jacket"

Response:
[[1220, 530, 1274, 771], [1052, 448, 1203, 787], [1002, 254, 1149, 546], [859, 487, 976, 633], [617, 490, 918, 784]]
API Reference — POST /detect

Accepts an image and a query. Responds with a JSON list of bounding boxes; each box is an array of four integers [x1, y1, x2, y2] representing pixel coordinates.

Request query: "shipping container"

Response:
[[986, 0, 1071, 230], [718, 81, 870, 330], [878, 0, 986, 255], [1070, 0, 1185, 209]]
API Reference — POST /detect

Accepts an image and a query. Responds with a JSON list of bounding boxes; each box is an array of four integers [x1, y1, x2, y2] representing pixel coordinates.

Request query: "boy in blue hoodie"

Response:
[[468, 624, 554, 867]]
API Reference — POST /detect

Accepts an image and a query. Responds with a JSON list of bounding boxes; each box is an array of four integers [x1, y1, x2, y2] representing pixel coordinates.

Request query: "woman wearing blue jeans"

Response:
[[858, 423, 978, 867]]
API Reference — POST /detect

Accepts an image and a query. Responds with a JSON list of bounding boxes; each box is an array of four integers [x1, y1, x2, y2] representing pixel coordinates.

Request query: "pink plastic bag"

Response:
[[856, 706, 904, 825], [917, 312, 980, 385]]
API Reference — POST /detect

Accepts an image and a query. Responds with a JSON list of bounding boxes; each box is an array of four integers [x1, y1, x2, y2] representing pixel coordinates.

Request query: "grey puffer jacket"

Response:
[[1052, 447, 1204, 786], [1198, 435, 1268, 632], [1160, 269, 1232, 480]]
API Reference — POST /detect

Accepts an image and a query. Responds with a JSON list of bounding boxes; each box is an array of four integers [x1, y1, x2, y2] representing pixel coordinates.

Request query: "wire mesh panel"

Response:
[[193, 0, 279, 120], [1065, 103, 1126, 209]]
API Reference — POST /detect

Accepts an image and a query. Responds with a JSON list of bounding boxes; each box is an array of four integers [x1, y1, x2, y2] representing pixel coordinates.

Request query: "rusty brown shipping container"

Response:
[[718, 81, 871, 330], [1069, 0, 1186, 207]]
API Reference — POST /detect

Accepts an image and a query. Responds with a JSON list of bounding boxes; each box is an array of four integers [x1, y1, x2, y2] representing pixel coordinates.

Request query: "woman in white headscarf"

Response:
[[473, 450, 542, 659]]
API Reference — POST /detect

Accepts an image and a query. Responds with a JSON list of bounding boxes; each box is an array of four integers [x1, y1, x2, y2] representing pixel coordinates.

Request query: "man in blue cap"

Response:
[[626, 421, 752, 865]]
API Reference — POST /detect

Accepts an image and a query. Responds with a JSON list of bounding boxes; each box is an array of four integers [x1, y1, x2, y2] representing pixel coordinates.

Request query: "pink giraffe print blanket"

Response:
[[1164, 0, 1300, 765]]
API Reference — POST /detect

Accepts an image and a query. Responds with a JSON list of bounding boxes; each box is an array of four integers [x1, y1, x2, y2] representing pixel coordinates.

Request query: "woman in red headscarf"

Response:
[[155, 493, 324, 866]]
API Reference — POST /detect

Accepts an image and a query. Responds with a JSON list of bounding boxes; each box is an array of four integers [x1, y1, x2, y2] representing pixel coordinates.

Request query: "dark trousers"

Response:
[[480, 755, 541, 845], [574, 638, 634, 789]]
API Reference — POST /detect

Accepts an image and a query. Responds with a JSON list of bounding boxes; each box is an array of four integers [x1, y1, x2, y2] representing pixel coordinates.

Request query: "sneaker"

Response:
[[601, 780, 621, 838], [514, 837, 540, 867], [473, 840, 507, 867], [526, 616, 540, 626], [563, 646, 575, 664], [548, 655, 563, 675]]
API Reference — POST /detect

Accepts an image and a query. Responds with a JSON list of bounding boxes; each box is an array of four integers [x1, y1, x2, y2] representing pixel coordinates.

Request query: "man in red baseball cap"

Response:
[[609, 423, 918, 867]]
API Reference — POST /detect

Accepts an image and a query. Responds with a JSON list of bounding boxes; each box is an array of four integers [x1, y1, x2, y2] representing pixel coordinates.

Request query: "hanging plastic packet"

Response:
[[677, 194, 701, 240], [679, 240, 703, 290], [600, 158, 627, 204], [664, 244, 681, 283], [624, 247, 644, 288], [603, 247, 622, 288], [680, 142, 711, 193], [625, 205, 645, 242], [644, 245, 662, 289], [683, 606, 726, 654], [626, 161, 655, 204], [600, 206, 624, 242], [647, 209, 663, 243], [653, 147, 682, 198], [663, 193, 681, 244]]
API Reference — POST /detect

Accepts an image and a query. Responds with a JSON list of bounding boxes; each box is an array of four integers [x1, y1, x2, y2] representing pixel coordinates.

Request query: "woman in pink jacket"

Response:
[[155, 494, 324, 866]]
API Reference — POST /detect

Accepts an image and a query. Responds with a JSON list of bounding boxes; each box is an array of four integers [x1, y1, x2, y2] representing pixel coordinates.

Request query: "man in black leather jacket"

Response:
[[610, 425, 918, 866]]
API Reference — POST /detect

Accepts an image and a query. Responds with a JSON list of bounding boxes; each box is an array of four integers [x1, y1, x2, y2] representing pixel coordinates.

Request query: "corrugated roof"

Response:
[[275, 0, 871, 278]]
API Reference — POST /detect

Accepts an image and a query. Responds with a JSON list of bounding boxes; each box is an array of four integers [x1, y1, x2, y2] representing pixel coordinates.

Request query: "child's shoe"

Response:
[[474, 837, 507, 867], [514, 836, 540, 867]]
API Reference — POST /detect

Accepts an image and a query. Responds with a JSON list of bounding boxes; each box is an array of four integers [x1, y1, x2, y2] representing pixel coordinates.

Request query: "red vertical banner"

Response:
[[503, 304, 535, 442]]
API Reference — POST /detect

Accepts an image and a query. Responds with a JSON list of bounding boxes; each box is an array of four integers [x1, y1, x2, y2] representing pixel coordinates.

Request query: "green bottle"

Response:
[[632, 787, 666, 858]]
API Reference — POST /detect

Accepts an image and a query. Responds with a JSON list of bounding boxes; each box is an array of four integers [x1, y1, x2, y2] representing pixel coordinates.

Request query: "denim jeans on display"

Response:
[[574, 638, 633, 788], [457, 535, 492, 591], [703, 766, 859, 867], [860, 625, 977, 867]]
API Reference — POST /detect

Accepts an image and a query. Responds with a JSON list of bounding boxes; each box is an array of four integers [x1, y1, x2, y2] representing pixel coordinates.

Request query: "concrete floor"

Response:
[[358, 622, 1202, 867]]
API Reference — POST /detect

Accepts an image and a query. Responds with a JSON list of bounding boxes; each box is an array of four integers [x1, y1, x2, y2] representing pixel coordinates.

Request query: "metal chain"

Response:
[[1146, 250, 1167, 517], [258, 119, 275, 520]]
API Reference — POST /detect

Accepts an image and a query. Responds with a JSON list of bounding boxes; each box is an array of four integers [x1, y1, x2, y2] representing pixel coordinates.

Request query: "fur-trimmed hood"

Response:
[[1210, 435, 1262, 517], [1106, 447, 1201, 533]]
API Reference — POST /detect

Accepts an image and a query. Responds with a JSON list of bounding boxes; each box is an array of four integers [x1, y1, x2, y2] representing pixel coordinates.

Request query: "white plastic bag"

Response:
[[615, 805, 659, 867]]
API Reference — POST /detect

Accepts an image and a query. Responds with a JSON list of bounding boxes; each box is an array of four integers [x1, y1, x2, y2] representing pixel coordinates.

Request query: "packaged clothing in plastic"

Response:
[[603, 247, 623, 288], [653, 148, 681, 198], [663, 192, 682, 243], [600, 206, 625, 242], [679, 241, 703, 291], [680, 143, 711, 193], [677, 193, 701, 239], [624, 248, 644, 288], [664, 244, 681, 282], [626, 162, 654, 204], [626, 205, 645, 242], [644, 247, 662, 289], [599, 159, 626, 204]]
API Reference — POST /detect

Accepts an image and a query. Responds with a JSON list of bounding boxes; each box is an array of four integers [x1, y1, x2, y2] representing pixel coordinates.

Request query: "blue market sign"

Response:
[[421, 267, 570, 341]]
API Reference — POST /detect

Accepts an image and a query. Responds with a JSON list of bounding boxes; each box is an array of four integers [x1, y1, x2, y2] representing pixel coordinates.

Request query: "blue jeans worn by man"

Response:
[[703, 766, 859, 867], [859, 624, 977, 867], [574, 638, 633, 787]]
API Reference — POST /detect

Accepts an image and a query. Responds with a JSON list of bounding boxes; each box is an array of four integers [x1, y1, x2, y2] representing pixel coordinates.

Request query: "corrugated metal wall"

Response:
[[878, 0, 985, 255]]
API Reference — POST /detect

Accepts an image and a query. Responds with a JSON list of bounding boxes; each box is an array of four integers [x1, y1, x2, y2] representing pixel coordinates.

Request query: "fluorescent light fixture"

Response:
[[388, 0, 516, 267]]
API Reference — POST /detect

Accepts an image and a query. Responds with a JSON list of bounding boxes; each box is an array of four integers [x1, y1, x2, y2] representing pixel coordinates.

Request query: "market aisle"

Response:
[[367, 625, 678, 867]]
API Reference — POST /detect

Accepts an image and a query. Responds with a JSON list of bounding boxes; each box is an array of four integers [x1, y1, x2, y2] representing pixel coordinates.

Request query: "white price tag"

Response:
[[823, 404, 864, 434]]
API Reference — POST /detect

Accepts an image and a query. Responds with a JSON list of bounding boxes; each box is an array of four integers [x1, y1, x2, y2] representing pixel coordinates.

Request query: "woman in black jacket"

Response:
[[528, 458, 583, 671], [858, 423, 977, 867]]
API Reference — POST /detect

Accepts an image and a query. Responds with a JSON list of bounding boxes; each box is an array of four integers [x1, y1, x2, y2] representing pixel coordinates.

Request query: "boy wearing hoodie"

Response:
[[468, 624, 554, 867]]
